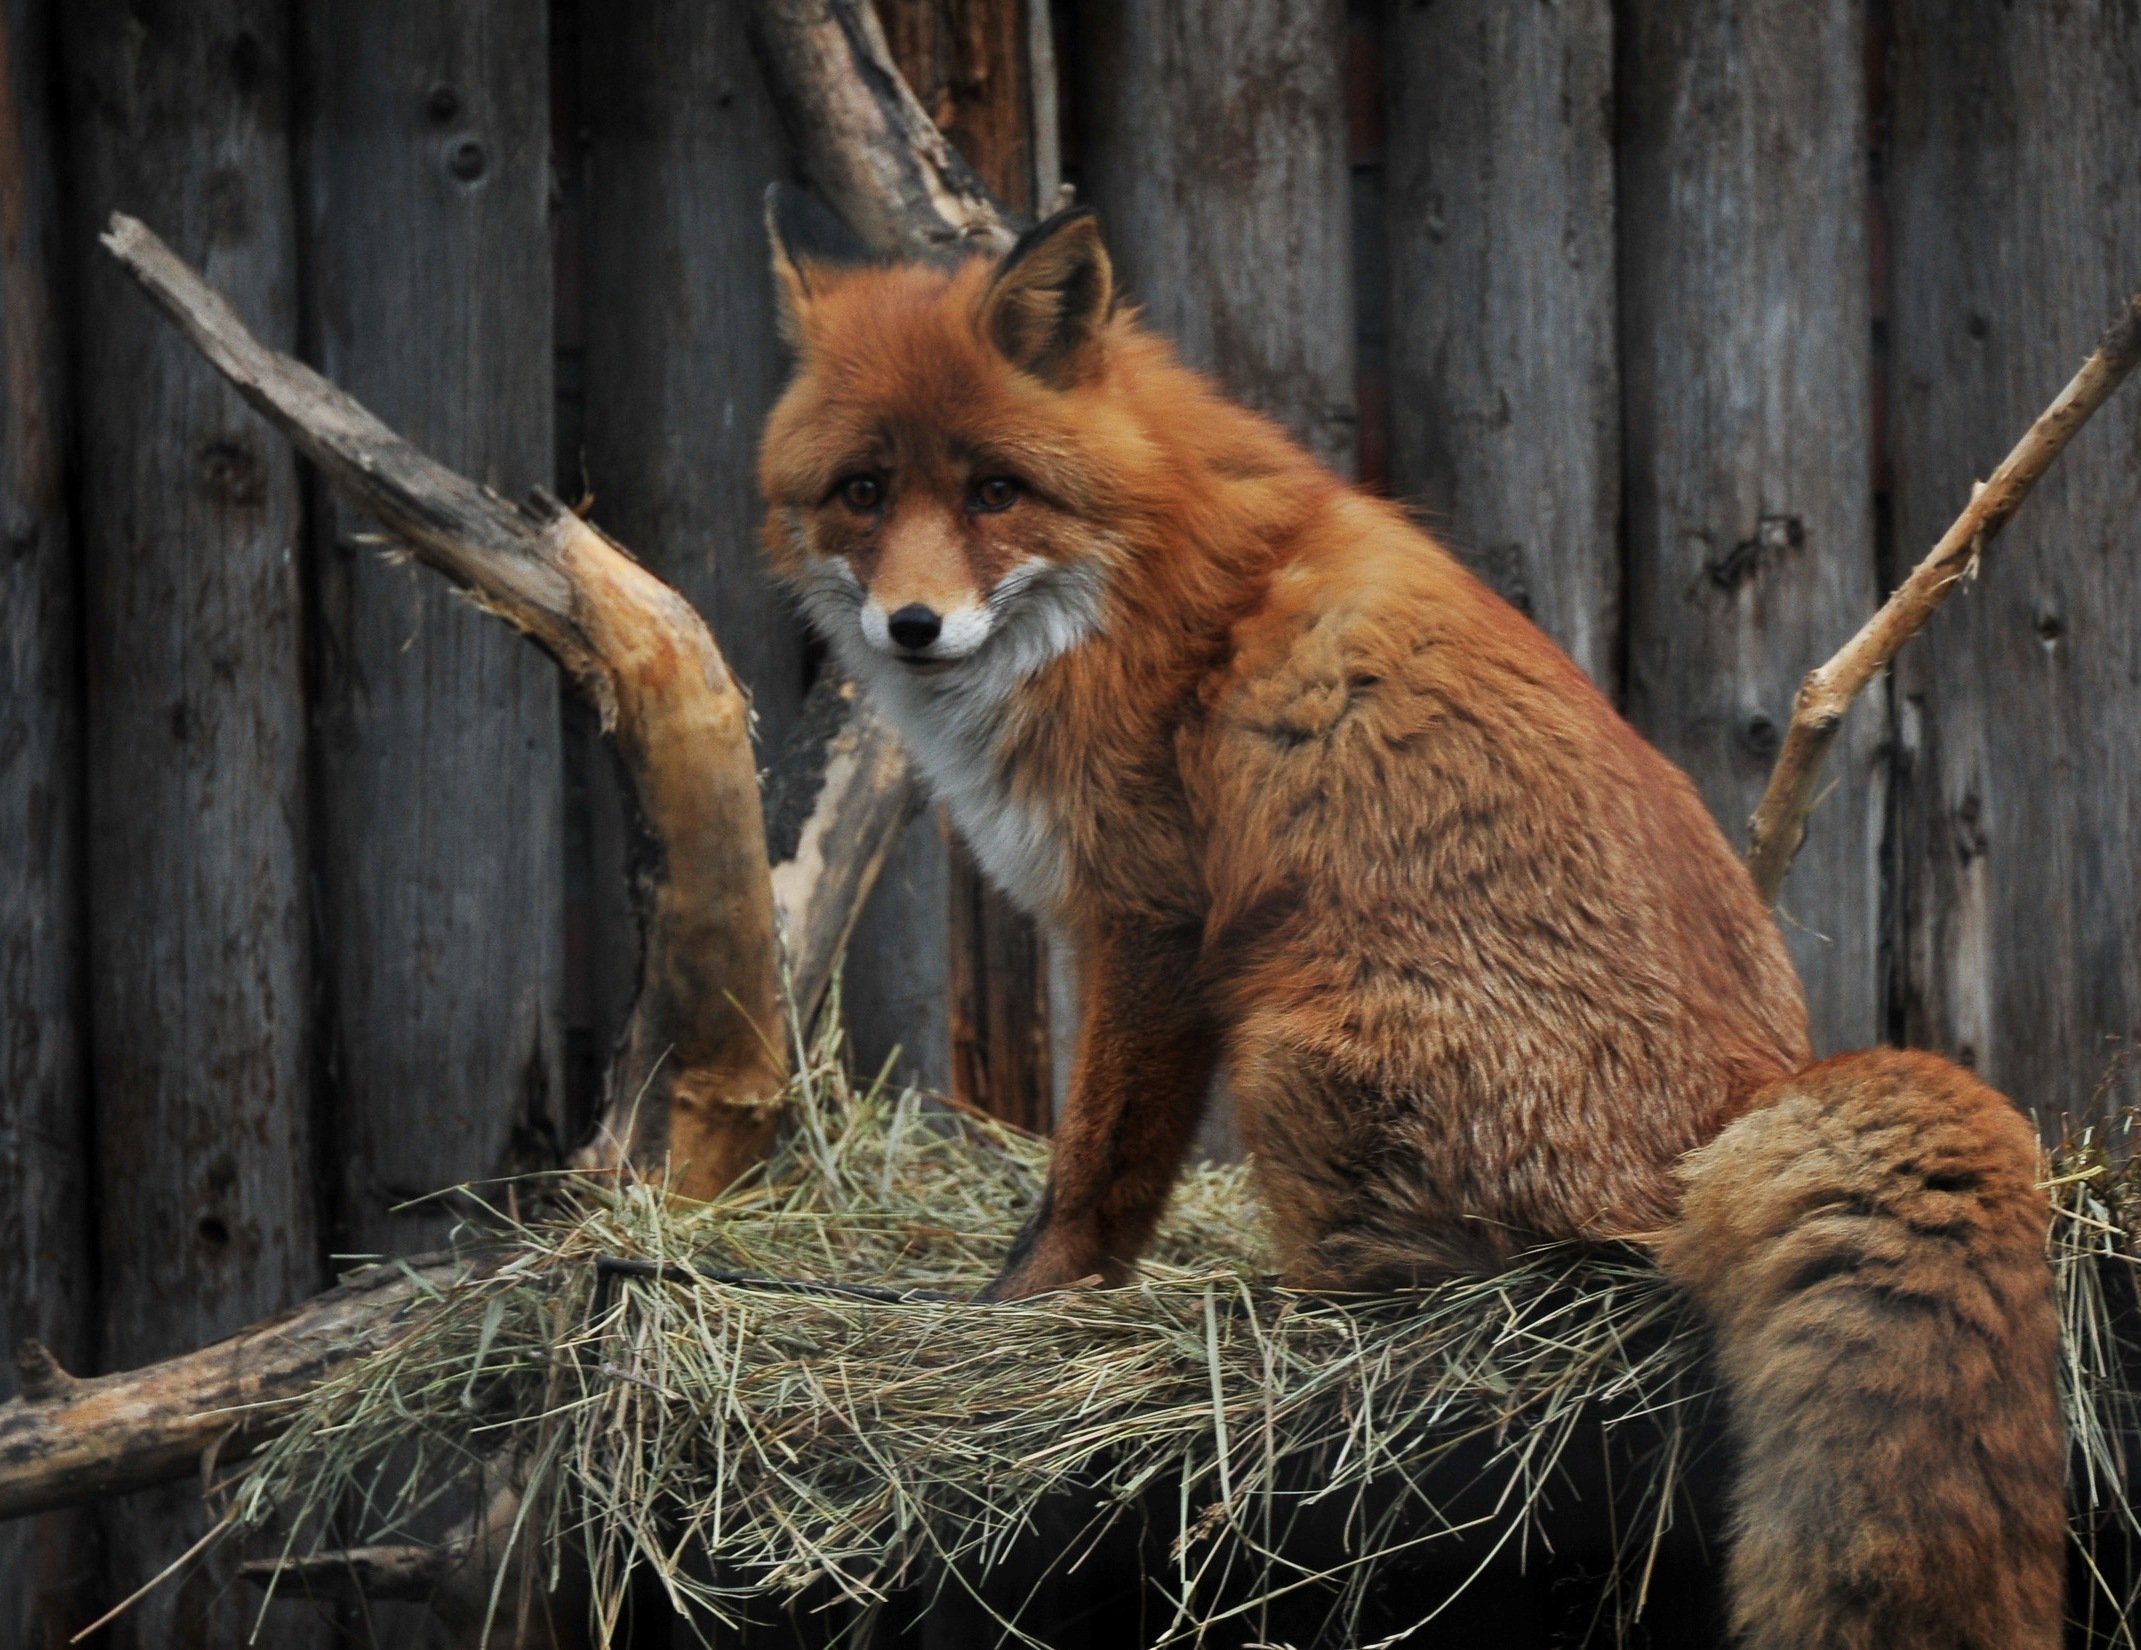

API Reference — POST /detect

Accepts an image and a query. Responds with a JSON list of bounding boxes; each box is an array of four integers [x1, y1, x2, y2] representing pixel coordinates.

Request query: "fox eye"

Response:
[[970, 476, 1021, 513], [837, 475, 883, 513]]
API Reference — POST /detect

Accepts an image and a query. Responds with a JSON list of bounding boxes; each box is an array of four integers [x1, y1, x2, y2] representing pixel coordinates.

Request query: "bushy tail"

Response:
[[1658, 1048, 2065, 1650]]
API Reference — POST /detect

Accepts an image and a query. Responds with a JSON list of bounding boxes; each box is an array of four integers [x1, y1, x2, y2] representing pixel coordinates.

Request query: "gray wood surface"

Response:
[[1073, 0, 1357, 475], [298, 0, 564, 1259], [1616, 0, 1882, 1056], [1886, 3, 2141, 1117], [579, 0, 805, 750], [577, 0, 809, 1087], [61, 3, 322, 1644], [843, 820, 954, 1092], [0, 0, 97, 1641], [1383, 0, 1619, 687]]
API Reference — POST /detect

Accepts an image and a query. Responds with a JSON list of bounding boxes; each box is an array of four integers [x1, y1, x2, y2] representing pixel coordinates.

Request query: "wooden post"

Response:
[[0, 0, 97, 1642], [1616, 0, 1882, 1055], [296, 0, 565, 1260], [1886, 3, 2141, 1115], [59, 5, 322, 1645], [1383, 0, 1620, 689], [1072, 0, 1357, 476], [882, 0, 1057, 1131], [575, 0, 809, 1105]]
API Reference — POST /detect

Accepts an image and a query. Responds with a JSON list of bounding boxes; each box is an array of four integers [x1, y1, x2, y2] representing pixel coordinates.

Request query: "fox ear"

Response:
[[765, 183, 873, 349], [979, 208, 1113, 388]]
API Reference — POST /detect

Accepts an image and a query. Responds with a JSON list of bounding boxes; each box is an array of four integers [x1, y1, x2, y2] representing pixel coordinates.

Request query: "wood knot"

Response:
[[14, 1337, 77, 1402]]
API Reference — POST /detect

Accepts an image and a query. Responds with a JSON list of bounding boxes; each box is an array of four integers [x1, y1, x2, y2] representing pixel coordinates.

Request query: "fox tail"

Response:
[[1659, 1048, 2065, 1650]]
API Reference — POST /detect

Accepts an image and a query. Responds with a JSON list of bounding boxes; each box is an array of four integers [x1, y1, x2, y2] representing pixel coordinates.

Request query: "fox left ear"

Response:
[[979, 208, 1113, 388], [765, 183, 875, 350]]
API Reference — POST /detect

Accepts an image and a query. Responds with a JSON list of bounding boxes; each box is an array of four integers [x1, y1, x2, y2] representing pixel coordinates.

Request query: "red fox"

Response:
[[758, 200, 2065, 1649]]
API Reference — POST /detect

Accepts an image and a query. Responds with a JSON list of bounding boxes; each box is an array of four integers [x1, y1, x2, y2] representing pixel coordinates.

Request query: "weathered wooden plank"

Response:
[[883, 0, 1055, 1125], [576, 0, 814, 1097], [59, 3, 320, 1644], [0, 0, 97, 1640], [1616, 0, 1881, 1055], [1886, 3, 2141, 1116], [297, 0, 563, 1258], [1383, 0, 1620, 687], [879, 0, 1036, 213], [579, 0, 805, 749], [1072, 0, 1357, 475]]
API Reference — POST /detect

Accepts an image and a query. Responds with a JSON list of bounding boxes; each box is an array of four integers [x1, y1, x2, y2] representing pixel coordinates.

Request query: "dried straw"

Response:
[[223, 1006, 2141, 1647]]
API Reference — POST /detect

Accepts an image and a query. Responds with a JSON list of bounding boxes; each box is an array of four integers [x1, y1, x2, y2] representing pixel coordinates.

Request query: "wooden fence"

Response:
[[2, 0, 2138, 1645]]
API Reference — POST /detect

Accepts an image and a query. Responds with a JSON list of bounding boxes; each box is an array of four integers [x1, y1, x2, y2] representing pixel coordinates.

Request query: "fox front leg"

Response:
[[982, 922, 1219, 1300]]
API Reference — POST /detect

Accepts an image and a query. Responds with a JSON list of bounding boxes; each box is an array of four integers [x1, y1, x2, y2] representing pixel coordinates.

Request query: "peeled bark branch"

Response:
[[749, 0, 1014, 258], [0, 1253, 498, 1522], [103, 212, 786, 1197], [765, 676, 923, 1025], [1746, 291, 2141, 905]]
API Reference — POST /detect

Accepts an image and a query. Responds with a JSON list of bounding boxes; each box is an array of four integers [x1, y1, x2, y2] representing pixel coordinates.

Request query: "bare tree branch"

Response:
[[0, 1253, 499, 1522], [1747, 292, 2141, 905], [749, 0, 1014, 258], [103, 212, 788, 1197]]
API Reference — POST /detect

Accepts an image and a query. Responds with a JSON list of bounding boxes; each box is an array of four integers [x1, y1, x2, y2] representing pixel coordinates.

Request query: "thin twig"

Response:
[[593, 1254, 959, 1306], [1745, 291, 2141, 904]]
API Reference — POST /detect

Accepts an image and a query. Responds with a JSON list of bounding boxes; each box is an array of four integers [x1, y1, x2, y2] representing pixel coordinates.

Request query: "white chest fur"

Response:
[[813, 557, 1107, 923]]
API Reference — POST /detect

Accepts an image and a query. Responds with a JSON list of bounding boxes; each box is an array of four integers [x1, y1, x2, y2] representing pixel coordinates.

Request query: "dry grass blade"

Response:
[[223, 1009, 2141, 1646]]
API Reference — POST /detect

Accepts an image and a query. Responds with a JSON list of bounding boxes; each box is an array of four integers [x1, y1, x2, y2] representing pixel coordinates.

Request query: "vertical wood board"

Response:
[[576, 0, 812, 1097], [1616, 0, 1883, 1055], [0, 0, 97, 1641], [297, 0, 564, 1257], [1072, 0, 1358, 474], [1383, 0, 1620, 688], [61, 2, 321, 1642], [1886, 2, 2141, 1115]]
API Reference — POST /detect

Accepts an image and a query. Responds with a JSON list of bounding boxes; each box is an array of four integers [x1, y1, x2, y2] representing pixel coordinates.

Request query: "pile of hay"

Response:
[[227, 1009, 2141, 1645]]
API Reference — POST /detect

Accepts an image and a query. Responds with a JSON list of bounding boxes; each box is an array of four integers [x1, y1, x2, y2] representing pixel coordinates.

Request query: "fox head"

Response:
[[758, 196, 1145, 690]]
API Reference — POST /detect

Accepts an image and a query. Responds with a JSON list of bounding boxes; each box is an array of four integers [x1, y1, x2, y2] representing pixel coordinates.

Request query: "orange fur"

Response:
[[758, 212, 2064, 1641], [1661, 1051, 2064, 1649]]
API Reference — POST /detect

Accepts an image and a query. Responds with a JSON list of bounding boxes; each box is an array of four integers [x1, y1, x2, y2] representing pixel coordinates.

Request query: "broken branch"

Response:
[[104, 212, 787, 1197], [1746, 292, 2141, 905], [748, 0, 1013, 258], [0, 1253, 499, 1522]]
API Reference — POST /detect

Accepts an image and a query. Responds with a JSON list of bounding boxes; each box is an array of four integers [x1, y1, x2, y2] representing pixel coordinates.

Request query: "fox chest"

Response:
[[862, 664, 1071, 922]]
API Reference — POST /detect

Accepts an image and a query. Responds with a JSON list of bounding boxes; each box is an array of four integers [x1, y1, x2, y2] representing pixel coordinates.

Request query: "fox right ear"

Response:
[[765, 183, 873, 349], [980, 208, 1113, 388]]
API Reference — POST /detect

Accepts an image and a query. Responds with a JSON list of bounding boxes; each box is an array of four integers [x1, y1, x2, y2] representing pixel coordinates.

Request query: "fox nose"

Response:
[[886, 604, 942, 650]]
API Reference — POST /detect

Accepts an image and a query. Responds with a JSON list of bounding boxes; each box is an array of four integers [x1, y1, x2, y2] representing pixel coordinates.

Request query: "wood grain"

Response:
[[1383, 0, 1620, 687], [297, 0, 565, 1262], [0, 1252, 505, 1521], [579, 0, 806, 752], [1616, 0, 1882, 1056], [1886, 2, 2141, 1116], [1072, 0, 1357, 475], [106, 210, 791, 1197], [576, 0, 809, 1099], [0, 0, 96, 1641], [60, 5, 321, 1644]]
